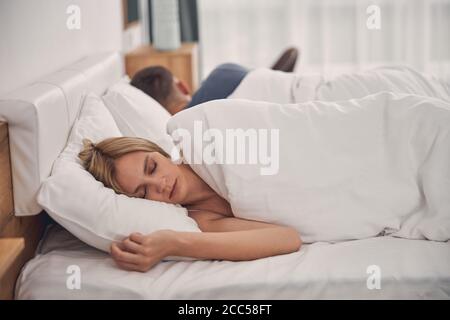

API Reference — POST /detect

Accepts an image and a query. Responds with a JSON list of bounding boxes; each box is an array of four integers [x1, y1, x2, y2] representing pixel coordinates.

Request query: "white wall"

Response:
[[0, 0, 124, 96]]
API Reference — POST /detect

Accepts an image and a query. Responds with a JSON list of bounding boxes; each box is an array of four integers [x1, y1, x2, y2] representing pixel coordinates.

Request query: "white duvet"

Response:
[[229, 66, 450, 103], [167, 92, 450, 243]]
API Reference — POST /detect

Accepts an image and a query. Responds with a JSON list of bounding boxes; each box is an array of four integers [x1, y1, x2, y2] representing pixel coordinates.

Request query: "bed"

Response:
[[16, 223, 450, 299], [1, 53, 449, 300]]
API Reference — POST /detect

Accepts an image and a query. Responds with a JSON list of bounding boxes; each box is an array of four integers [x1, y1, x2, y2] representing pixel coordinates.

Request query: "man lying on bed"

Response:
[[130, 47, 300, 115], [131, 52, 450, 114]]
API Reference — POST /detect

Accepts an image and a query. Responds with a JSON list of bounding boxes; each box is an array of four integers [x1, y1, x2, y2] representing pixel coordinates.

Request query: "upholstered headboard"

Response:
[[0, 52, 123, 216]]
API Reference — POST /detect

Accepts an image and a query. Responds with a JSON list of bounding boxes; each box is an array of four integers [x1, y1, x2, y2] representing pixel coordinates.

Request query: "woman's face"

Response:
[[114, 151, 187, 204]]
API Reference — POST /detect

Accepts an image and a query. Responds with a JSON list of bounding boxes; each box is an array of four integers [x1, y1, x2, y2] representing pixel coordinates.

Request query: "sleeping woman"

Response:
[[78, 137, 303, 272], [78, 90, 450, 272]]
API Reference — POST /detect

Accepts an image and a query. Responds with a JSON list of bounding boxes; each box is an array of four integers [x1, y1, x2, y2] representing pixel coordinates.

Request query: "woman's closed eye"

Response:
[[141, 158, 157, 198], [151, 162, 157, 174], [145, 157, 157, 176]]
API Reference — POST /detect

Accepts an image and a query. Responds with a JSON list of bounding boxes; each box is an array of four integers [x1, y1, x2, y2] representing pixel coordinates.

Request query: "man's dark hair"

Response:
[[130, 66, 174, 105]]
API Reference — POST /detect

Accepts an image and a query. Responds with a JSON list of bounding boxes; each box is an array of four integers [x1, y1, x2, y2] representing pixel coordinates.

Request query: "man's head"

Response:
[[130, 66, 192, 115]]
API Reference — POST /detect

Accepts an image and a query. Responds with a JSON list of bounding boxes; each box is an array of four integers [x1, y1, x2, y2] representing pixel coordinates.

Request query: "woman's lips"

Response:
[[169, 178, 177, 200]]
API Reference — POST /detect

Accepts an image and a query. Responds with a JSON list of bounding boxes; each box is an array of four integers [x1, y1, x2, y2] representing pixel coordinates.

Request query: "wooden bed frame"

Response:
[[0, 121, 47, 300]]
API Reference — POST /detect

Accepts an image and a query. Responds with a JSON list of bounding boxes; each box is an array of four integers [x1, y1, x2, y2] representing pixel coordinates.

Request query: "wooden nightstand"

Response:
[[125, 42, 199, 92]]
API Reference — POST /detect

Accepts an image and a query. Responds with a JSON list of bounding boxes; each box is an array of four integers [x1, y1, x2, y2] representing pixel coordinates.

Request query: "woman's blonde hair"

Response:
[[78, 137, 169, 195]]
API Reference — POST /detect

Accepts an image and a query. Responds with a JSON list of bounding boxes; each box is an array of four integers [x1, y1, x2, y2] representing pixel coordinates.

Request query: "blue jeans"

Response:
[[185, 63, 249, 108]]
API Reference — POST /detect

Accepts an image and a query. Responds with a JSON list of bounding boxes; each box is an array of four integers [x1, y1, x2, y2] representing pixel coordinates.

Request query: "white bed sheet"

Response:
[[16, 224, 450, 299]]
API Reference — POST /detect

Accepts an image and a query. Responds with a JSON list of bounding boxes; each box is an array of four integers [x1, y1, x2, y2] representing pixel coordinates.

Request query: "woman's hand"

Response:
[[110, 230, 175, 272]]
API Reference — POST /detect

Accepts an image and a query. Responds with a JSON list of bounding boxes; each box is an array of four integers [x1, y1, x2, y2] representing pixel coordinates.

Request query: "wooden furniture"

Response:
[[0, 122, 46, 300], [125, 42, 199, 92]]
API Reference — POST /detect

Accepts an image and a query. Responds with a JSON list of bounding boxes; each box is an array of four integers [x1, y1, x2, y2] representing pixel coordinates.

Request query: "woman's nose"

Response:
[[144, 175, 167, 194]]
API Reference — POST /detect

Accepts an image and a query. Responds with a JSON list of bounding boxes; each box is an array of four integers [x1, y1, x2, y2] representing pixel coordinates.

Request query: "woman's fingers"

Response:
[[110, 233, 163, 273], [114, 260, 139, 271], [130, 232, 145, 244], [123, 238, 145, 254], [115, 259, 150, 272], [110, 242, 142, 264]]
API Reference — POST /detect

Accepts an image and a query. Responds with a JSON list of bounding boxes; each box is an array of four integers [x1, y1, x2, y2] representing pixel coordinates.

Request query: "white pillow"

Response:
[[38, 93, 201, 256], [102, 81, 176, 156]]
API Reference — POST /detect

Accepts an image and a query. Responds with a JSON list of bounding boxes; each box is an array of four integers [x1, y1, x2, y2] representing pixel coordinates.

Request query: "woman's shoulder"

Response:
[[186, 195, 234, 218]]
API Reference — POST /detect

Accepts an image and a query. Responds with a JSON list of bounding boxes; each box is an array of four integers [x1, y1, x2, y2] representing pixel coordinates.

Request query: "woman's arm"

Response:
[[172, 226, 302, 261], [179, 212, 302, 259], [188, 209, 289, 232], [111, 214, 302, 272]]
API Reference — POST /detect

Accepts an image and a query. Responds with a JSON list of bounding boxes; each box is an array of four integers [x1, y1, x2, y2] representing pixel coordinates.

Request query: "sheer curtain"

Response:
[[198, 0, 450, 80]]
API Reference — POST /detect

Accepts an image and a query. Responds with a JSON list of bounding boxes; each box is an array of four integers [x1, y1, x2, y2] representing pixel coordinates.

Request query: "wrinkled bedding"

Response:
[[168, 92, 450, 243], [229, 66, 450, 103], [16, 224, 450, 299]]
